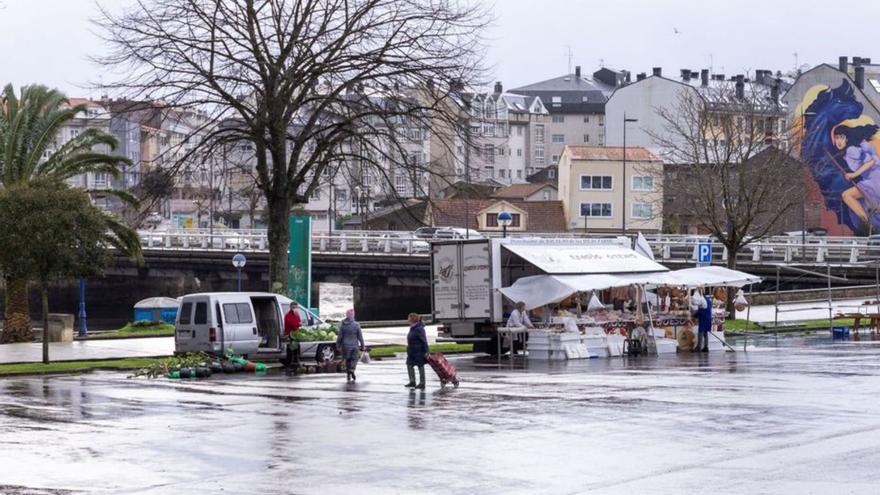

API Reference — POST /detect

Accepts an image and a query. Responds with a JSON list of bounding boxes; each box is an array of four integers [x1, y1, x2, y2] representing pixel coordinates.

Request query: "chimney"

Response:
[[701, 69, 709, 86], [575, 66, 581, 78], [735, 74, 745, 99], [636, 72, 647, 81], [624, 71, 632, 83], [652, 67, 662, 77], [865, 58, 872, 64], [855, 66, 865, 90], [680, 69, 691, 81], [839, 56, 848, 73], [494, 81, 503, 94], [715, 73, 725, 81], [853, 56, 863, 67]]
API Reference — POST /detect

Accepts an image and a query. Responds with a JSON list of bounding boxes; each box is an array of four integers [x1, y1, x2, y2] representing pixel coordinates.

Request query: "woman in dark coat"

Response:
[[405, 312, 429, 389]]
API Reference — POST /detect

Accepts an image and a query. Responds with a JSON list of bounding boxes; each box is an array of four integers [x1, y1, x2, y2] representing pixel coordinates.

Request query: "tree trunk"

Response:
[[266, 193, 291, 295], [41, 283, 49, 364], [726, 247, 738, 320], [1, 276, 32, 343]]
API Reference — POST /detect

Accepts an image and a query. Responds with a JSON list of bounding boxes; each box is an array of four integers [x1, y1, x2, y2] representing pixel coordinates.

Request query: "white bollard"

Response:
[[817, 241, 826, 263], [752, 244, 761, 262], [340, 238, 347, 252], [850, 240, 859, 264]]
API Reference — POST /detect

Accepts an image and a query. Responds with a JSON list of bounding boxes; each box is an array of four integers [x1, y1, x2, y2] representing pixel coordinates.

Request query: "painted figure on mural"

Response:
[[800, 79, 880, 231], [835, 124, 880, 222]]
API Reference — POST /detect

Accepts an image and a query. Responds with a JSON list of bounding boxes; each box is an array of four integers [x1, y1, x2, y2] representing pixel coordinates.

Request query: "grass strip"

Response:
[[370, 343, 473, 359], [87, 323, 175, 340], [725, 318, 856, 332], [0, 357, 158, 376]]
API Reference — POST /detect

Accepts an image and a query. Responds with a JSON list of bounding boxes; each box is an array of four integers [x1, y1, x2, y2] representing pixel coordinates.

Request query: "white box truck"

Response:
[[431, 237, 659, 354]]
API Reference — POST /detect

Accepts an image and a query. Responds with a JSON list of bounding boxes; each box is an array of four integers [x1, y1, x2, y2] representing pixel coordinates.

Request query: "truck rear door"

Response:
[[461, 242, 491, 319], [432, 240, 491, 321]]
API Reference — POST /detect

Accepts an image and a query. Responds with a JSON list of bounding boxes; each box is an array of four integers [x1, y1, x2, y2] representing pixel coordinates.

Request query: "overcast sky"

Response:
[[0, 0, 874, 96]]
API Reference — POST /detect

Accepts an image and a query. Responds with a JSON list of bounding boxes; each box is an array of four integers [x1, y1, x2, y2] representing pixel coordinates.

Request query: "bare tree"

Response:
[[96, 0, 489, 293], [649, 78, 802, 270]]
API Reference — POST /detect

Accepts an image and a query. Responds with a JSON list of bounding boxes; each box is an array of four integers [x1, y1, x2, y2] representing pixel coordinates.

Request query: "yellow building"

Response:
[[558, 146, 663, 233]]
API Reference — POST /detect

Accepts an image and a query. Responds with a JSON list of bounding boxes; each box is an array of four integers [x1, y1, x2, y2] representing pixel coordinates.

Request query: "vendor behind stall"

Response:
[[507, 301, 535, 329], [692, 291, 711, 352]]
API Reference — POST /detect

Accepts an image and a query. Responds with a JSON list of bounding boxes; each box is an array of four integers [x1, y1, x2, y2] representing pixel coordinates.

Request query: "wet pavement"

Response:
[[2, 336, 880, 494]]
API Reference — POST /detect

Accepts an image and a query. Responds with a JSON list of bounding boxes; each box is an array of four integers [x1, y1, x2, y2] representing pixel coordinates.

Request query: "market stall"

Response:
[[498, 266, 760, 360]]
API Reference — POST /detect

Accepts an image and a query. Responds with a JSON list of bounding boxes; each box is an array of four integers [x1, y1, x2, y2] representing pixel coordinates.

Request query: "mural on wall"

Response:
[[798, 80, 880, 232], [796, 79, 880, 231]]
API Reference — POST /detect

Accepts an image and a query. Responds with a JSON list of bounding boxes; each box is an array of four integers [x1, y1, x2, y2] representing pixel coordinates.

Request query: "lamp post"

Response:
[[77, 278, 88, 337], [232, 253, 247, 292], [622, 114, 639, 234], [498, 211, 513, 238]]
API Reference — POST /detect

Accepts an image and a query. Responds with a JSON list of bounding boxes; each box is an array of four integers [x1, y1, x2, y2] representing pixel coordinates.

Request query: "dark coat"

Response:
[[406, 321, 429, 366]]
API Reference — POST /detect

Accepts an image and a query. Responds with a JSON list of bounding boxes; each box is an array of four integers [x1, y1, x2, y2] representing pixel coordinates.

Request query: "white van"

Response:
[[174, 292, 332, 361]]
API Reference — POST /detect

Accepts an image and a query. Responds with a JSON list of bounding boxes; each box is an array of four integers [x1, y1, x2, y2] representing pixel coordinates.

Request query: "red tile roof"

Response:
[[563, 146, 660, 161], [431, 199, 567, 232], [66, 98, 103, 107], [493, 183, 556, 199]]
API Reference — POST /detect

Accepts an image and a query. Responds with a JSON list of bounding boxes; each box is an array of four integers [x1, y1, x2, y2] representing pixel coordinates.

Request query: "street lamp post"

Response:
[[622, 114, 639, 234], [77, 278, 88, 337], [232, 253, 247, 292], [498, 211, 513, 238]]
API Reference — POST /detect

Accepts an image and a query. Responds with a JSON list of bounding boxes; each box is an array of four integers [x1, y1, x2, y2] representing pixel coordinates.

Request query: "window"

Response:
[[632, 203, 654, 219], [93, 172, 108, 188], [311, 188, 321, 200], [510, 213, 521, 227], [535, 125, 545, 143], [408, 128, 422, 141], [542, 190, 551, 200], [335, 188, 348, 202], [632, 176, 655, 191], [552, 115, 565, 123], [580, 202, 613, 217], [486, 213, 498, 227], [551, 96, 562, 107], [484, 144, 495, 164], [179, 302, 193, 324], [499, 169, 506, 179], [552, 134, 565, 143], [581, 96, 589, 102], [551, 154, 560, 164], [583, 134, 590, 143], [584, 115, 590, 123], [598, 133, 605, 146], [535, 145, 545, 165], [484, 167, 494, 178], [598, 115, 605, 126], [517, 148, 522, 157], [517, 170, 522, 179], [70, 129, 80, 140], [194, 302, 208, 325], [517, 126, 523, 136], [548, 168, 556, 179], [580, 175, 613, 190], [222, 303, 253, 324]]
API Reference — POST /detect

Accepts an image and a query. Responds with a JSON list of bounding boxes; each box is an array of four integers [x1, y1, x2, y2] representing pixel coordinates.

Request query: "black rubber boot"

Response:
[[405, 382, 416, 388]]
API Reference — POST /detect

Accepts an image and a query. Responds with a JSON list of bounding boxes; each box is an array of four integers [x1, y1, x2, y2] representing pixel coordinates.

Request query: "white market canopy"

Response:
[[503, 242, 669, 274], [134, 297, 180, 309], [500, 266, 761, 310]]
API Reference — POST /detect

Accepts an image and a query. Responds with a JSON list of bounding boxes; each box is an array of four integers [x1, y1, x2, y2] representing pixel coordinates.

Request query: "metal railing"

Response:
[[137, 228, 880, 265]]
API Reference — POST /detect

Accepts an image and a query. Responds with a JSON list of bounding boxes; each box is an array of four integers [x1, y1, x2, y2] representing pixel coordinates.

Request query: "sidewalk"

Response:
[[0, 337, 173, 365], [0, 325, 439, 365]]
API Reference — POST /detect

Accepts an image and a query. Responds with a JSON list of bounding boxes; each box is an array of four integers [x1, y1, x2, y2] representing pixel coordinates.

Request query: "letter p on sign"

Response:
[[698, 243, 712, 264]]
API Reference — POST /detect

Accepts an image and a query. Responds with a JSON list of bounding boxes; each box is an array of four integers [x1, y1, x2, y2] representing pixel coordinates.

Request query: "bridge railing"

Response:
[[137, 228, 880, 264]]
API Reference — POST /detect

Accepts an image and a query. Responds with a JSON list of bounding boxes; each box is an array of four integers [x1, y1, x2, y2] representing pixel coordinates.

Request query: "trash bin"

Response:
[[47, 314, 75, 342], [832, 326, 850, 339]]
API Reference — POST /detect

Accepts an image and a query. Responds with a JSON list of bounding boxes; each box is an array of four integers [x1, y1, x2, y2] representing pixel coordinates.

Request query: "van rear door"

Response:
[[220, 297, 260, 356], [176, 296, 214, 353]]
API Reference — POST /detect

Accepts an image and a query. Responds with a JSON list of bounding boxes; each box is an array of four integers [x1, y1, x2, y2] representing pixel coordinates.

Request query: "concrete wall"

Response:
[[605, 76, 693, 159]]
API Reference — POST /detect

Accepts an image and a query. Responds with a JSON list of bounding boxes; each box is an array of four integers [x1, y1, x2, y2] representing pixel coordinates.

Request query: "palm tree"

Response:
[[0, 83, 142, 343]]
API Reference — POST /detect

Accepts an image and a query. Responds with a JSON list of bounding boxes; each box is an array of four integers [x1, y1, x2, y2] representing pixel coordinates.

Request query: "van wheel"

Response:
[[316, 344, 337, 363]]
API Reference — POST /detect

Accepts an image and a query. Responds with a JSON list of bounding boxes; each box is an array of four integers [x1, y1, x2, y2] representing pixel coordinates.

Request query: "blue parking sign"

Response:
[[698, 242, 712, 264]]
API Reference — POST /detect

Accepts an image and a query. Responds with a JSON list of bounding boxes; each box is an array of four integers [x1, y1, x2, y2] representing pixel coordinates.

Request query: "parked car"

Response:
[[138, 230, 166, 246], [414, 226, 484, 241], [174, 292, 335, 362], [377, 233, 429, 253]]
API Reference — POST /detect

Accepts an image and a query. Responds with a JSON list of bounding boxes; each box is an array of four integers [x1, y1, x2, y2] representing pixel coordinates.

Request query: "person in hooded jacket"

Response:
[[336, 308, 364, 381], [405, 313, 429, 389]]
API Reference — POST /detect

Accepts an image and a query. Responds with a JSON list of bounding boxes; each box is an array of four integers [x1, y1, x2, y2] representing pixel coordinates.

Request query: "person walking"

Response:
[[283, 301, 302, 369], [405, 313, 429, 390], [336, 309, 364, 382]]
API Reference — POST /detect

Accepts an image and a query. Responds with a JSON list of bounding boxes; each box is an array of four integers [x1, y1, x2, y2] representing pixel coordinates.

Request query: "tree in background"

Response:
[[0, 84, 134, 342], [98, 0, 489, 294], [0, 182, 142, 362], [649, 80, 802, 318]]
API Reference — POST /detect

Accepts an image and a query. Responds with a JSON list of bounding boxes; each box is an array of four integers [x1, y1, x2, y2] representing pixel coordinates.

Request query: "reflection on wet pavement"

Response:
[[2, 336, 880, 494]]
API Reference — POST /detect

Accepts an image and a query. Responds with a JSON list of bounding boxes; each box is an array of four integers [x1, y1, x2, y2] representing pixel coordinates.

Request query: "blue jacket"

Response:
[[406, 321, 429, 366], [336, 318, 364, 349], [697, 296, 713, 333]]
